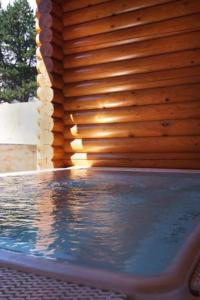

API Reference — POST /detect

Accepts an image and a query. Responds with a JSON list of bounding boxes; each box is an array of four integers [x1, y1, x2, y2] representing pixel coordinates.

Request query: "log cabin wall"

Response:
[[37, 0, 200, 169], [36, 0, 65, 168]]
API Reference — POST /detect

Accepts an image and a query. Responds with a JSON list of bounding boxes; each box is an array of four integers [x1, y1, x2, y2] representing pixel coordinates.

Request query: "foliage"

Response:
[[0, 0, 36, 103]]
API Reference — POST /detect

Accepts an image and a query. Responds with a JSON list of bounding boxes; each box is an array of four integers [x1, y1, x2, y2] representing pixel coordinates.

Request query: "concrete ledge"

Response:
[[0, 166, 200, 177]]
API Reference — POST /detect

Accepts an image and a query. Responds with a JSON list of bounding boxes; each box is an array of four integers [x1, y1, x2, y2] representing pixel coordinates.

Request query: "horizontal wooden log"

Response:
[[64, 136, 200, 153], [38, 116, 53, 131], [36, 0, 200, 171], [37, 0, 52, 13], [37, 145, 64, 160], [37, 57, 63, 75], [63, 49, 200, 82], [37, 159, 65, 169], [37, 87, 64, 103], [37, 86, 53, 102], [38, 14, 63, 33], [38, 117, 64, 132], [64, 13, 200, 53], [53, 103, 64, 118], [39, 130, 64, 146], [63, 83, 200, 111], [64, 101, 200, 125], [52, 159, 66, 168], [53, 148, 65, 160], [36, 30, 62, 47], [63, 0, 200, 40], [63, 0, 174, 26], [38, 102, 54, 116], [37, 144, 64, 157], [53, 120, 64, 132], [37, 73, 63, 90], [37, 44, 63, 61], [52, 90, 65, 104], [64, 119, 200, 139], [37, 144, 54, 160], [63, 0, 110, 12], [37, 0, 62, 18], [66, 158, 200, 169], [63, 66, 200, 97], [66, 152, 200, 160], [38, 102, 63, 118], [64, 30, 200, 67]]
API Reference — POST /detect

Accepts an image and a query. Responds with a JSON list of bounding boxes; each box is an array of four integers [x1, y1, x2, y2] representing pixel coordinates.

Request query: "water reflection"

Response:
[[0, 169, 200, 276], [34, 174, 55, 253]]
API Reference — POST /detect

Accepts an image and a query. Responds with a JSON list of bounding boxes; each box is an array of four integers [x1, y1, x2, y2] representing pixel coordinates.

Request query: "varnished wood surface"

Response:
[[37, 0, 200, 169], [63, 83, 200, 111], [36, 0, 65, 169], [63, 0, 200, 40]]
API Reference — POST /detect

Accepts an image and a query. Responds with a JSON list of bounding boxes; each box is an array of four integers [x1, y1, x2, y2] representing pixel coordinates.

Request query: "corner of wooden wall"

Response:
[[36, 0, 66, 169]]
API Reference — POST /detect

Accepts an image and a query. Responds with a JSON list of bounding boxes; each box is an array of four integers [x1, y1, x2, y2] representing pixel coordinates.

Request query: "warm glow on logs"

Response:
[[71, 153, 87, 160], [36, 0, 200, 169], [71, 153, 92, 168], [95, 115, 121, 124], [36, 0, 65, 169], [70, 113, 75, 122], [70, 139, 84, 151], [70, 125, 78, 135], [34, 184, 56, 251], [70, 139, 94, 167]]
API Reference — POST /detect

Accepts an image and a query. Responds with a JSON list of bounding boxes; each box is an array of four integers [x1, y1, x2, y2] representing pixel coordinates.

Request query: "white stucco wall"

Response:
[[0, 101, 39, 145]]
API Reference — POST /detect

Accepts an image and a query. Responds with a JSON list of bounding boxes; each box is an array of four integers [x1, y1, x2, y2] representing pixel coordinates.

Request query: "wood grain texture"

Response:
[[64, 31, 200, 67], [37, 0, 61, 18], [64, 13, 200, 53], [36, 0, 200, 169], [63, 0, 175, 26], [66, 158, 200, 169], [38, 14, 63, 33], [63, 0, 200, 40], [66, 152, 200, 160], [37, 57, 63, 75], [64, 136, 200, 153], [36, 0, 65, 170], [64, 119, 200, 139], [63, 0, 113, 13], [37, 43, 63, 61], [38, 117, 64, 132], [36, 30, 62, 47], [64, 66, 200, 97], [63, 101, 200, 125], [63, 83, 200, 111], [63, 49, 200, 82]]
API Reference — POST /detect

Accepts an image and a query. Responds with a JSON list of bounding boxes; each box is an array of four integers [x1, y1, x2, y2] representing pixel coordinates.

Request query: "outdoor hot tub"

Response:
[[0, 168, 200, 299]]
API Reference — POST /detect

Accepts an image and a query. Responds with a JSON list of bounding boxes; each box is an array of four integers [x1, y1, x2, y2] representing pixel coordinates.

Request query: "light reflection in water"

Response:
[[0, 169, 200, 276], [34, 174, 55, 253]]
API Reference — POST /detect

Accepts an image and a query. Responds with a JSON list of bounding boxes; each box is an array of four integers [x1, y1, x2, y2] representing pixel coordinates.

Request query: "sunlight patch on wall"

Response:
[[71, 152, 92, 168]]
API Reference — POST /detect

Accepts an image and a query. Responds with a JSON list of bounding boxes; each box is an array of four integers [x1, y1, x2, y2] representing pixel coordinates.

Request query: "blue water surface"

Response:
[[0, 169, 199, 276]]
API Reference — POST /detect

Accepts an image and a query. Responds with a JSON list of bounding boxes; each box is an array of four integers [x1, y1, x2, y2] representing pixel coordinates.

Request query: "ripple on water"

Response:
[[0, 169, 200, 276]]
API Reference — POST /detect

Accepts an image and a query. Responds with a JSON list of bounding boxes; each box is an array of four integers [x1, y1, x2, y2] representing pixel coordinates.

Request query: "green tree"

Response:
[[0, 0, 36, 103]]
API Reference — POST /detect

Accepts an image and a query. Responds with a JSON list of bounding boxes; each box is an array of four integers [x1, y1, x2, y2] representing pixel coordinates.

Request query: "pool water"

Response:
[[0, 169, 199, 276]]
